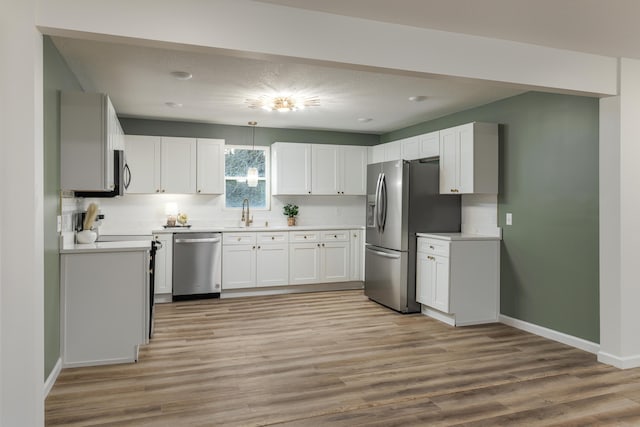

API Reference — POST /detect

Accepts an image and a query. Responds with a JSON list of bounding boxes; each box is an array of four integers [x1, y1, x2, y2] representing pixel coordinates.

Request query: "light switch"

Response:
[[506, 212, 512, 226], [57, 215, 62, 233]]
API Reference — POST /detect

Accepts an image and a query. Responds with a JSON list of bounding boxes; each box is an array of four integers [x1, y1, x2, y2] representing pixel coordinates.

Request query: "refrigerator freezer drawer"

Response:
[[364, 245, 410, 312]]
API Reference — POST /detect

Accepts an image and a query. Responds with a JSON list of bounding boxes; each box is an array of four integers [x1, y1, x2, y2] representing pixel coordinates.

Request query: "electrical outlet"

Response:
[[506, 212, 512, 226]]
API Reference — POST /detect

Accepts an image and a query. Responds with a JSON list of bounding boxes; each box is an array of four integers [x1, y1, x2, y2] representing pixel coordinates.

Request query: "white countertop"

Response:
[[60, 240, 152, 254], [151, 225, 365, 234], [416, 232, 501, 241]]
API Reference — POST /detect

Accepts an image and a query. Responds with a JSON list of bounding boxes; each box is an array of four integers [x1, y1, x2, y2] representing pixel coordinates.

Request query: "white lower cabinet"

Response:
[[289, 230, 350, 285], [416, 236, 499, 326], [222, 228, 361, 290], [222, 232, 288, 289], [152, 234, 173, 295]]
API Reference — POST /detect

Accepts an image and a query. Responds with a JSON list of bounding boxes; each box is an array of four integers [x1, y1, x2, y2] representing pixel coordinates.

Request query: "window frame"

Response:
[[223, 144, 271, 210]]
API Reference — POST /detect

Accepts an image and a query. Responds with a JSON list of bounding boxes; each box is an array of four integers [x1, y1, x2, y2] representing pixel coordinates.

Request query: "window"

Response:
[[224, 145, 270, 209]]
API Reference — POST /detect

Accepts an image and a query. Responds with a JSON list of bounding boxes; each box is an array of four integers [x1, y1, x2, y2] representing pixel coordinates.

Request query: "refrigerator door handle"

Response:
[[366, 246, 401, 259], [375, 173, 383, 232], [380, 173, 388, 232]]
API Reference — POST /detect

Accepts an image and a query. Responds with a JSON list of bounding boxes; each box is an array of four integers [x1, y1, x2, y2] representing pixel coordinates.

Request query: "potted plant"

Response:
[[283, 203, 299, 226]]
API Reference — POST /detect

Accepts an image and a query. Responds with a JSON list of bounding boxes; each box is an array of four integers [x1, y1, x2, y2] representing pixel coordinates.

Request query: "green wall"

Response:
[[43, 37, 83, 379], [383, 92, 600, 343], [120, 118, 379, 147]]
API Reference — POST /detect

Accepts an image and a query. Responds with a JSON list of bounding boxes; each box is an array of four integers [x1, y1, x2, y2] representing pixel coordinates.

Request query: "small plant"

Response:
[[283, 203, 299, 218]]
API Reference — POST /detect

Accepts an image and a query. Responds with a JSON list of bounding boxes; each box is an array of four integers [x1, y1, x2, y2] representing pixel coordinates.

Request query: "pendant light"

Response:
[[246, 121, 259, 188]]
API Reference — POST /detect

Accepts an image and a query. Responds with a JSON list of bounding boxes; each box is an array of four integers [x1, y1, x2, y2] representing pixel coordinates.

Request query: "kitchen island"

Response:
[[60, 240, 151, 367]]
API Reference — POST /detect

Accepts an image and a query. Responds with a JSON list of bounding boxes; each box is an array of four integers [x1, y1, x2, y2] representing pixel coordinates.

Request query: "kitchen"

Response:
[[5, 1, 639, 425]]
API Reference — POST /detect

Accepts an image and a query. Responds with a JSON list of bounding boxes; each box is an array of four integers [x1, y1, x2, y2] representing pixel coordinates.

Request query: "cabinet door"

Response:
[[161, 137, 197, 194], [384, 140, 402, 161], [272, 143, 312, 195], [341, 146, 367, 195], [321, 241, 350, 282], [289, 243, 320, 285], [432, 254, 450, 313], [153, 234, 173, 295], [349, 229, 363, 281], [125, 135, 161, 194], [415, 252, 433, 305], [222, 244, 256, 289], [256, 244, 289, 287], [439, 127, 459, 194], [196, 138, 225, 194], [457, 124, 475, 194], [419, 131, 440, 158], [369, 145, 384, 164], [311, 144, 339, 195], [400, 136, 420, 160]]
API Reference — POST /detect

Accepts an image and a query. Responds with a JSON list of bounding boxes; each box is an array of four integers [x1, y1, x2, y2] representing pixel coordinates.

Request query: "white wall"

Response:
[[1, 0, 45, 425], [81, 194, 365, 235]]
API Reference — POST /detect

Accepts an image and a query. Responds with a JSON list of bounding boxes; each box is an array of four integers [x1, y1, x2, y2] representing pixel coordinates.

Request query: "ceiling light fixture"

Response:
[[246, 121, 259, 188], [408, 95, 428, 102], [171, 71, 193, 80], [357, 117, 373, 123], [165, 101, 183, 108], [246, 95, 320, 112]]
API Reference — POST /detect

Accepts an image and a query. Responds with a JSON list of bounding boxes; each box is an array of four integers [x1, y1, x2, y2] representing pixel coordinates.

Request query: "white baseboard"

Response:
[[499, 314, 600, 354], [597, 351, 640, 369], [421, 306, 456, 326], [44, 358, 62, 398]]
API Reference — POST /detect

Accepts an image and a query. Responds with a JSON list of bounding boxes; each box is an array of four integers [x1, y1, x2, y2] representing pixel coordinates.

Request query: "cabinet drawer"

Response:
[[417, 238, 450, 256], [223, 232, 257, 245], [290, 231, 319, 242], [321, 230, 349, 242], [257, 231, 289, 244]]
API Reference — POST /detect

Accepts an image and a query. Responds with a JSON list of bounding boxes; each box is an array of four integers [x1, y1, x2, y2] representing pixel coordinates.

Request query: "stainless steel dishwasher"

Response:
[[172, 232, 222, 300]]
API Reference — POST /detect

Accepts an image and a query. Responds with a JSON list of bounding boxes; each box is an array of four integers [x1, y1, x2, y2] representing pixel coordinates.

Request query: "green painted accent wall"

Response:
[[43, 37, 83, 379], [383, 92, 600, 343], [120, 118, 379, 147]]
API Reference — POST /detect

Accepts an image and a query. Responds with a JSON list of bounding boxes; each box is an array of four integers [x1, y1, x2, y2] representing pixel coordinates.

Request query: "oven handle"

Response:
[[174, 237, 221, 244]]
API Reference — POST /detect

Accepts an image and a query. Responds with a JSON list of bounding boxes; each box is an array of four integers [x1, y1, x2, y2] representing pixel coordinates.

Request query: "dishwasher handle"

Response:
[[174, 237, 221, 244]]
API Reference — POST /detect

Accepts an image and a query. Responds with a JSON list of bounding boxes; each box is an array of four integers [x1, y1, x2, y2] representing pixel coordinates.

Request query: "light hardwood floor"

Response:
[[46, 290, 640, 426]]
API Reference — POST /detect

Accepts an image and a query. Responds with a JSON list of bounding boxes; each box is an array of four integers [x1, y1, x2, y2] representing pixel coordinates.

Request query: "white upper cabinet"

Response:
[[368, 145, 384, 164], [312, 145, 367, 195], [125, 135, 205, 194], [272, 142, 312, 195], [311, 144, 340, 194], [384, 139, 402, 161], [439, 122, 498, 194], [400, 136, 420, 160], [161, 137, 197, 194], [61, 92, 122, 192], [196, 138, 225, 194], [124, 135, 161, 194], [419, 131, 440, 158]]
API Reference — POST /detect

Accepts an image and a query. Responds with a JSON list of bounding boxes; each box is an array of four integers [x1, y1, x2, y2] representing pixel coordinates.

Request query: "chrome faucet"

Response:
[[241, 198, 253, 227]]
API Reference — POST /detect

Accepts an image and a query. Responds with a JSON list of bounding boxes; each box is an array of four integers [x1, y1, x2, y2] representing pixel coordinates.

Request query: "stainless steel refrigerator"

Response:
[[365, 159, 461, 313]]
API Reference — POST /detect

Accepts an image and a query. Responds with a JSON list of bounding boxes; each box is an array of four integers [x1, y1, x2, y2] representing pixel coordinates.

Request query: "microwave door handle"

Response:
[[124, 163, 132, 190]]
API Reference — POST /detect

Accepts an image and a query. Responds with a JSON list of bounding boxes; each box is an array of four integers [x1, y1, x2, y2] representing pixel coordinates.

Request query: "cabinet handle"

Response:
[[308, 191, 311, 194], [337, 191, 340, 194], [429, 245, 434, 249], [427, 256, 435, 260], [197, 189, 201, 193], [317, 243, 320, 247], [156, 189, 160, 193], [252, 246, 256, 250], [304, 236, 307, 239], [271, 236, 275, 240], [161, 189, 166, 193], [322, 243, 325, 247], [257, 246, 261, 249], [237, 237, 241, 241], [334, 234, 337, 238]]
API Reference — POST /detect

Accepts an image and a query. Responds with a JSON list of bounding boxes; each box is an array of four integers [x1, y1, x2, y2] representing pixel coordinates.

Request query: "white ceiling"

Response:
[[51, 0, 638, 134]]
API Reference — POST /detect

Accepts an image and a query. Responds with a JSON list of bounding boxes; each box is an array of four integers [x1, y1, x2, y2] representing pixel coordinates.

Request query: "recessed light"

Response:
[[170, 71, 193, 80], [357, 118, 373, 123], [165, 102, 183, 108], [408, 95, 428, 102]]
